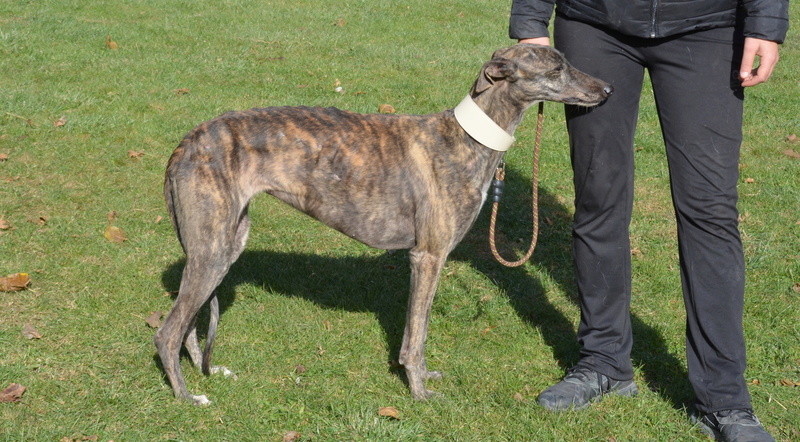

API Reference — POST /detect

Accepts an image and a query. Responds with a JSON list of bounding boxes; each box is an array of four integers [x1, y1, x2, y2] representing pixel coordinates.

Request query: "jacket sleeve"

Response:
[[509, 0, 557, 40], [741, 0, 790, 43]]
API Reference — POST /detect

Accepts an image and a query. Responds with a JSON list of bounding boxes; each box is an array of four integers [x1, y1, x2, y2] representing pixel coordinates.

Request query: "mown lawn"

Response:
[[1, 1, 798, 440]]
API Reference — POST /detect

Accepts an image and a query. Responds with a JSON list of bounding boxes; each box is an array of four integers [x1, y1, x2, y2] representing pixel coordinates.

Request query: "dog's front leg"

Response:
[[399, 248, 447, 400]]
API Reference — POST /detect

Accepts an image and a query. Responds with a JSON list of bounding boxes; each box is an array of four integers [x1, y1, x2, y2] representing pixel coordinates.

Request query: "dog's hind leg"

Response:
[[156, 200, 248, 405], [399, 248, 448, 400], [201, 205, 250, 379]]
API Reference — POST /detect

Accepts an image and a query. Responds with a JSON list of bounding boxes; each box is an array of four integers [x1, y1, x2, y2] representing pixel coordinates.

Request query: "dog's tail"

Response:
[[201, 294, 219, 375], [164, 154, 186, 254]]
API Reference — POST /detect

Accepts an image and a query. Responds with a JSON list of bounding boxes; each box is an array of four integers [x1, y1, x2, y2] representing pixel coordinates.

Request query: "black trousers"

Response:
[[554, 15, 751, 413]]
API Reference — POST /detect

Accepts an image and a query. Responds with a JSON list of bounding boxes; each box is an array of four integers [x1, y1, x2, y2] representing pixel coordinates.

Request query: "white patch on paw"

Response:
[[191, 394, 211, 406], [210, 366, 238, 380]]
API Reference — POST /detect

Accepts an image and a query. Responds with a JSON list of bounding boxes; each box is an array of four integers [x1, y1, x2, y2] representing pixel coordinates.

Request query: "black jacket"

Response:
[[509, 0, 789, 43]]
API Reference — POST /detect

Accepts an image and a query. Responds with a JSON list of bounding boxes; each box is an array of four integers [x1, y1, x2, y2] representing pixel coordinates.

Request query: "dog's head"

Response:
[[472, 44, 612, 107]]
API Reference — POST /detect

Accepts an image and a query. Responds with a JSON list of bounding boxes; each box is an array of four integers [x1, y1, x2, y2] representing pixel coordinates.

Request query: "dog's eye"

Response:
[[545, 66, 563, 78]]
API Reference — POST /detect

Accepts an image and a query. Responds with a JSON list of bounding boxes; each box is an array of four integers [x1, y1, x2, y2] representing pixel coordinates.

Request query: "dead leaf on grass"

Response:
[[128, 150, 145, 159], [513, 392, 525, 402], [105, 34, 118, 50], [104, 224, 127, 243], [378, 406, 400, 419], [0, 383, 26, 402], [53, 116, 67, 128], [792, 283, 800, 294], [145, 311, 163, 328], [0, 216, 11, 230], [378, 104, 396, 114], [28, 215, 47, 226], [780, 379, 799, 387], [174, 88, 190, 96], [60, 436, 98, 442], [744, 177, 755, 184], [0, 273, 31, 291], [0, 153, 8, 162], [786, 134, 798, 143], [22, 323, 42, 339], [282, 431, 301, 442], [783, 149, 800, 159], [480, 325, 497, 336]]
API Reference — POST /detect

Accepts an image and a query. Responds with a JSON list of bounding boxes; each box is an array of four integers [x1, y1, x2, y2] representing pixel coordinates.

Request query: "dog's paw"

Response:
[[412, 388, 444, 401], [209, 365, 238, 380], [191, 394, 211, 406], [426, 370, 443, 381]]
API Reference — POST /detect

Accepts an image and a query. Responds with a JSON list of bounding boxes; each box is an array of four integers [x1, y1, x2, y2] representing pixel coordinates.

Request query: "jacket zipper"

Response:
[[650, 0, 658, 37]]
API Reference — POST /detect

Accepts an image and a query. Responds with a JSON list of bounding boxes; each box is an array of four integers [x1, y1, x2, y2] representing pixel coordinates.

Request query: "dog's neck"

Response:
[[469, 88, 530, 144], [453, 96, 515, 151]]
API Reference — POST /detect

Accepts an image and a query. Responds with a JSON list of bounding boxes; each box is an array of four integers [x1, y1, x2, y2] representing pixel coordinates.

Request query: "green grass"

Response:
[[1, 1, 798, 440]]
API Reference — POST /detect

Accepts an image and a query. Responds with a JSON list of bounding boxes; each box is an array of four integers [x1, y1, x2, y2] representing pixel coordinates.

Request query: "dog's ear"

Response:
[[474, 59, 517, 93]]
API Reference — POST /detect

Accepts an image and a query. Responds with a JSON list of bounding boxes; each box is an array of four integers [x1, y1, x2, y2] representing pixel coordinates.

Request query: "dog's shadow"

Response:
[[160, 166, 693, 409]]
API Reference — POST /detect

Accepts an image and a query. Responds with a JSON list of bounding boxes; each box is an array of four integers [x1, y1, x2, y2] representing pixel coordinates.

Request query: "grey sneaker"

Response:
[[537, 366, 638, 411], [693, 409, 775, 442]]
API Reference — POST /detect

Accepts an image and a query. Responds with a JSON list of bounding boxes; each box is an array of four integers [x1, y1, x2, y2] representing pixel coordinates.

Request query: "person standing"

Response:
[[509, 1, 789, 440]]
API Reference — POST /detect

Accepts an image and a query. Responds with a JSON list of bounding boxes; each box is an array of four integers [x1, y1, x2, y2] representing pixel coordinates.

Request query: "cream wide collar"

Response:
[[453, 95, 516, 152]]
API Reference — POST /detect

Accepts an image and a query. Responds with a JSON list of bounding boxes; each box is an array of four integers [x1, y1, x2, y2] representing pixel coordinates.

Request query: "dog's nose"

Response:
[[603, 85, 614, 95]]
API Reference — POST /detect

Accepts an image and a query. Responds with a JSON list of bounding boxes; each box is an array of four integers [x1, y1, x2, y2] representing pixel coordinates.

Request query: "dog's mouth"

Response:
[[562, 97, 607, 106]]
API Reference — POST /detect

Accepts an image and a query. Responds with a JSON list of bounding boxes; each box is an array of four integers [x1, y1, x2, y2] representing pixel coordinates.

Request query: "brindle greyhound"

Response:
[[156, 44, 612, 405]]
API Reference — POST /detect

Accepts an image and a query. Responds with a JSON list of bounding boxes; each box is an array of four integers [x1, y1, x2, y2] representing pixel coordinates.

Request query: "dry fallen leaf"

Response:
[[323, 320, 333, 331], [513, 392, 525, 402], [105, 34, 118, 50], [0, 273, 31, 291], [28, 215, 47, 226], [378, 104, 396, 114], [0, 216, 11, 230], [749, 378, 761, 385], [128, 150, 145, 159], [787, 134, 798, 143], [294, 364, 306, 374], [779, 379, 799, 387], [282, 431, 301, 442], [783, 149, 800, 159], [792, 283, 800, 294], [60, 436, 98, 442], [145, 311, 163, 328], [0, 383, 26, 403], [22, 324, 42, 339], [174, 88, 190, 96], [378, 406, 400, 419], [333, 18, 346, 27], [53, 116, 67, 128], [104, 224, 127, 243], [744, 177, 755, 184], [0, 153, 8, 162]]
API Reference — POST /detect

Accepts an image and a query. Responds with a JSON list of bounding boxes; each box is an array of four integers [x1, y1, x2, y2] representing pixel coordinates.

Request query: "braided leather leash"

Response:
[[488, 102, 544, 267]]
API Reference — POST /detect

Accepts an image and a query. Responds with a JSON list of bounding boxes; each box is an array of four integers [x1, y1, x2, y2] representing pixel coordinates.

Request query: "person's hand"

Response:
[[518, 37, 551, 46], [739, 37, 780, 87]]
